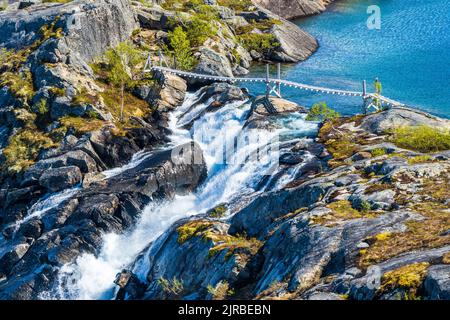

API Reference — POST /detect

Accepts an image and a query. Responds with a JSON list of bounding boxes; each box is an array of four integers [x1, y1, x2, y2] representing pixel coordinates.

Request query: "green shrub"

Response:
[[360, 200, 372, 213], [2, 128, 56, 173], [407, 155, 431, 165], [49, 86, 66, 97], [371, 148, 387, 157], [187, 14, 217, 46], [236, 19, 282, 35], [157, 277, 184, 295], [0, 69, 34, 104], [167, 26, 197, 71], [238, 33, 279, 53], [35, 99, 49, 115], [390, 125, 450, 153], [217, 0, 255, 12], [306, 102, 340, 122]]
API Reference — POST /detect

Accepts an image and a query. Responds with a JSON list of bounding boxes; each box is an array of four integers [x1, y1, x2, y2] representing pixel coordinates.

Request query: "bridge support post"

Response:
[[362, 80, 368, 114], [265, 64, 271, 99], [277, 63, 282, 98]]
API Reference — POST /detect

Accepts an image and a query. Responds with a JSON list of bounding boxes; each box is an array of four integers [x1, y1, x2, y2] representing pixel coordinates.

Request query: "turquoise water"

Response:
[[245, 0, 450, 118]]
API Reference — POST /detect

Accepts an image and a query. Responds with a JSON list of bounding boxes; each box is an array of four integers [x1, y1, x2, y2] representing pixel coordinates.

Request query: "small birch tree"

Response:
[[105, 41, 141, 122]]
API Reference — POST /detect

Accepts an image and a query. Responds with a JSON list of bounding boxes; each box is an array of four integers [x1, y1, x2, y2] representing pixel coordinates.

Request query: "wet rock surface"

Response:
[[123, 107, 450, 301], [0, 143, 207, 299]]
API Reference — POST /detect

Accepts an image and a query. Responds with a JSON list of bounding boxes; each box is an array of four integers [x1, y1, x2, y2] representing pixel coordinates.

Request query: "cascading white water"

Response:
[[17, 187, 80, 228], [48, 88, 318, 300]]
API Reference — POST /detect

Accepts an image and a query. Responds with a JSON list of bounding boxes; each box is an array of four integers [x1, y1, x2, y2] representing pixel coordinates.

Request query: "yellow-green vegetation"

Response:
[[208, 234, 263, 260], [443, 252, 450, 264], [310, 200, 378, 226], [208, 205, 228, 218], [100, 84, 150, 122], [177, 220, 216, 244], [1, 18, 66, 174], [176, 220, 263, 261], [364, 183, 392, 195], [71, 87, 96, 106], [207, 281, 234, 300], [103, 41, 143, 122], [0, 69, 34, 104], [160, 0, 279, 65], [166, 1, 219, 45], [370, 148, 387, 157], [217, 0, 255, 12], [306, 102, 340, 122], [0, 17, 63, 74], [317, 115, 363, 168], [236, 19, 282, 35], [60, 116, 105, 135], [237, 33, 278, 53], [34, 99, 49, 116], [379, 263, 429, 300], [375, 232, 392, 241], [2, 127, 57, 173], [166, 26, 197, 71], [42, 0, 73, 3], [157, 277, 184, 295], [390, 125, 450, 153], [359, 203, 450, 268], [407, 155, 432, 165], [276, 207, 308, 222], [324, 135, 359, 168], [49, 86, 66, 97]]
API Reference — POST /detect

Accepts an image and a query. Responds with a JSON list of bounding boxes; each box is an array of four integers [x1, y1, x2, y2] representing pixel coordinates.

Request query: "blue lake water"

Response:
[[245, 0, 450, 118]]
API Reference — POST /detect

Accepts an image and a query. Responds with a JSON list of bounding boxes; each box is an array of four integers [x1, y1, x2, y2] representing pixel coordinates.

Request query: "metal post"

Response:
[[362, 80, 368, 114], [277, 63, 282, 98], [266, 64, 270, 98]]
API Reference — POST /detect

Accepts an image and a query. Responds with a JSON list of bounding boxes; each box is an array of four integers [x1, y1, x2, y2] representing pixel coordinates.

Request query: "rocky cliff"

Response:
[[253, 0, 336, 20], [0, 0, 320, 300], [121, 100, 450, 301], [0, 0, 449, 301]]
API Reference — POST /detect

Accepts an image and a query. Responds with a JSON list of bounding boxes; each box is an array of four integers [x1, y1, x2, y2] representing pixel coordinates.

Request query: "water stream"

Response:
[[45, 88, 318, 300]]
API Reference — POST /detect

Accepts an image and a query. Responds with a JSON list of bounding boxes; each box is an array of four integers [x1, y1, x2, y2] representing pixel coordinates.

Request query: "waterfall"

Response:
[[46, 88, 318, 300]]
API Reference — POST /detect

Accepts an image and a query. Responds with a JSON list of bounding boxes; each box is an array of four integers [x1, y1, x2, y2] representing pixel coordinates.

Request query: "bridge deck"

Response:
[[146, 65, 405, 108]]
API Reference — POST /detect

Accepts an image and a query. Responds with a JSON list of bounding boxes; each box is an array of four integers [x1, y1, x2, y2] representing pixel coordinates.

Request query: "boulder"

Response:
[[424, 265, 450, 300], [240, 6, 318, 62], [195, 46, 234, 78], [0, 242, 31, 275], [0, 0, 138, 62], [142, 71, 187, 112], [140, 220, 251, 300], [253, 0, 335, 20], [245, 96, 307, 129], [268, 22, 318, 62], [114, 270, 147, 300], [360, 107, 450, 134], [135, 5, 175, 30], [50, 96, 86, 120], [39, 166, 82, 192], [0, 143, 207, 299]]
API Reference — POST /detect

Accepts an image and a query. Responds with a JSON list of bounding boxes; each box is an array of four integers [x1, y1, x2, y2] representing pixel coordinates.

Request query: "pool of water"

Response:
[[245, 0, 450, 118]]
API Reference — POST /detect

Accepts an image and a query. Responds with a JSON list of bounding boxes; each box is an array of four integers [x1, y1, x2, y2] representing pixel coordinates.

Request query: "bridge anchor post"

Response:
[[265, 64, 271, 99], [277, 63, 282, 98], [362, 80, 368, 114]]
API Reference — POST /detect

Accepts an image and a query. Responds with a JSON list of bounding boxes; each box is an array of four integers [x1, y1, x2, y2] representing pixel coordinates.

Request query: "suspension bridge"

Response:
[[143, 53, 406, 113]]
